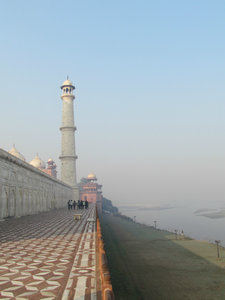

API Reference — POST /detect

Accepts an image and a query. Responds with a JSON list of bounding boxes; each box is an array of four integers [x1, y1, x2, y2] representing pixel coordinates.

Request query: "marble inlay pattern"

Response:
[[0, 205, 97, 300]]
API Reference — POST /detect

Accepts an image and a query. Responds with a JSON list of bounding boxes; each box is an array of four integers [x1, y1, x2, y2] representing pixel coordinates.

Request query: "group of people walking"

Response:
[[67, 199, 89, 210]]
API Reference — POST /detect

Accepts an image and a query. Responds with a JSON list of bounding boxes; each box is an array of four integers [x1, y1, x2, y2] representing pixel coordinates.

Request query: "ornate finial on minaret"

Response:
[[67, 75, 69, 80], [59, 78, 79, 201]]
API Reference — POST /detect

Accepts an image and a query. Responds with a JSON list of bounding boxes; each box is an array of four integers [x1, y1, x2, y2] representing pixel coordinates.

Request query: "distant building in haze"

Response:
[[79, 173, 102, 213], [42, 159, 57, 178]]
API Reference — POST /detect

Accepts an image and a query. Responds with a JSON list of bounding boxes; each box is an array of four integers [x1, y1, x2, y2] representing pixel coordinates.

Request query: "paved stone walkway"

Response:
[[0, 205, 97, 300]]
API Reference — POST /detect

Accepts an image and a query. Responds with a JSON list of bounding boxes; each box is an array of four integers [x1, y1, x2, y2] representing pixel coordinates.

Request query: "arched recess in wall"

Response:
[[8, 187, 16, 217], [43, 191, 46, 210], [13, 189, 16, 216], [9, 170, 17, 217], [53, 191, 56, 208], [4, 188, 9, 218], [46, 192, 49, 210], [36, 192, 39, 213], [44, 190, 47, 210], [19, 189, 23, 216], [40, 192, 43, 212], [0, 186, 8, 218], [34, 191, 38, 213], [30, 190, 34, 214], [34, 190, 38, 213], [42, 189, 48, 210], [28, 190, 32, 214], [49, 191, 55, 209], [39, 190, 42, 211], [0, 184, 3, 218]]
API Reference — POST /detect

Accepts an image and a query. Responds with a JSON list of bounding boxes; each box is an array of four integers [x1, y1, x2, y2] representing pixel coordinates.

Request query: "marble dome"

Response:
[[30, 154, 46, 169], [61, 78, 75, 90], [62, 79, 73, 86], [9, 145, 26, 162], [87, 173, 96, 179]]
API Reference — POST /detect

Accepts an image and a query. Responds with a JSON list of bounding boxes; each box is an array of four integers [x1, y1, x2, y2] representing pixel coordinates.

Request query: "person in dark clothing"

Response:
[[73, 200, 76, 210], [67, 200, 71, 210], [77, 200, 80, 210], [85, 200, 88, 209], [80, 200, 83, 209]]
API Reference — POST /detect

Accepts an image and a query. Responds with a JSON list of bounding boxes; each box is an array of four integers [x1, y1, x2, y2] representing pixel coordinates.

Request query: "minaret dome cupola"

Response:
[[61, 77, 75, 95]]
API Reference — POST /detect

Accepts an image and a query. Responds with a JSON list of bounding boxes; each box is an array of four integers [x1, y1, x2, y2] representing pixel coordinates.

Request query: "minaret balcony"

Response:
[[59, 155, 78, 160], [60, 126, 76, 131]]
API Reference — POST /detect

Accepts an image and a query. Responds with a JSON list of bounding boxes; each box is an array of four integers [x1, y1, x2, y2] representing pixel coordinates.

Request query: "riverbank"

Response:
[[100, 213, 225, 300], [118, 205, 225, 246]]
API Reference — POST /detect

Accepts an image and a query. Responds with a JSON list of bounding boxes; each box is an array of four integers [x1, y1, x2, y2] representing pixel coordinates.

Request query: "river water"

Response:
[[118, 205, 225, 246]]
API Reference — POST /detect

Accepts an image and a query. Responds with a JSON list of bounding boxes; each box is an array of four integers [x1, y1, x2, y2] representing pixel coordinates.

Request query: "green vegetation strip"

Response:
[[100, 214, 225, 300]]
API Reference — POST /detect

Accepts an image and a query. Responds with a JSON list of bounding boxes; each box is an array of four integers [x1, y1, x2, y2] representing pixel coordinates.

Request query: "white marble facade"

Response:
[[0, 148, 72, 220]]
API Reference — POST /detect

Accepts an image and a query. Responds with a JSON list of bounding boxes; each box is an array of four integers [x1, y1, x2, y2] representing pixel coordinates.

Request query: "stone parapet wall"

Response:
[[0, 148, 72, 220], [96, 215, 114, 300]]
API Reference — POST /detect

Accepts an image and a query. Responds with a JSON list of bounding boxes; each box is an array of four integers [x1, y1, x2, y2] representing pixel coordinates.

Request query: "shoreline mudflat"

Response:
[[100, 213, 225, 300]]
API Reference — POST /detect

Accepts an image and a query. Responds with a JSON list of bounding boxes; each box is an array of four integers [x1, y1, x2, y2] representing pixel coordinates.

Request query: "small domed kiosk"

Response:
[[29, 154, 46, 169], [9, 145, 26, 162]]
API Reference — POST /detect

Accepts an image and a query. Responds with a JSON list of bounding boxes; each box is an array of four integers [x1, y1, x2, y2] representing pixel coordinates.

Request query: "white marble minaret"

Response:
[[59, 78, 79, 201]]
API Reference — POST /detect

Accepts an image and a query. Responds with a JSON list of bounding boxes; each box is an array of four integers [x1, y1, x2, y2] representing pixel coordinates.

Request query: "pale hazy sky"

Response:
[[0, 1, 224, 207]]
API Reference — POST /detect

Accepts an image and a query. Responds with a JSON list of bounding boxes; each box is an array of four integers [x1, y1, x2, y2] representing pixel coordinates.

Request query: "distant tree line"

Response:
[[102, 197, 118, 214]]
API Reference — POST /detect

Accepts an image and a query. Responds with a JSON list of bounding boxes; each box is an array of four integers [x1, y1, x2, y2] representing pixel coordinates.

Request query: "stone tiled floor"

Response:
[[0, 205, 97, 300]]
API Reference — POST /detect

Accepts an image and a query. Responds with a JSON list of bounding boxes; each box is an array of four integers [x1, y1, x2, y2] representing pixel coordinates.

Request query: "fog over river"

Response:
[[118, 205, 225, 247]]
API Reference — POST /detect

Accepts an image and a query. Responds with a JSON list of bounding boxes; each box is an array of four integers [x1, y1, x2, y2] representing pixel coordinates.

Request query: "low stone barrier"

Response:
[[96, 215, 114, 300]]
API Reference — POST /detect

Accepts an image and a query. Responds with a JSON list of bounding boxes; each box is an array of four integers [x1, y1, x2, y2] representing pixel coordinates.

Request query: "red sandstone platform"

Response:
[[0, 205, 97, 300]]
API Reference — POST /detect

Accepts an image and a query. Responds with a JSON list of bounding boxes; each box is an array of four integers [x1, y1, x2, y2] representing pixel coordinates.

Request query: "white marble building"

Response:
[[0, 148, 72, 220]]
